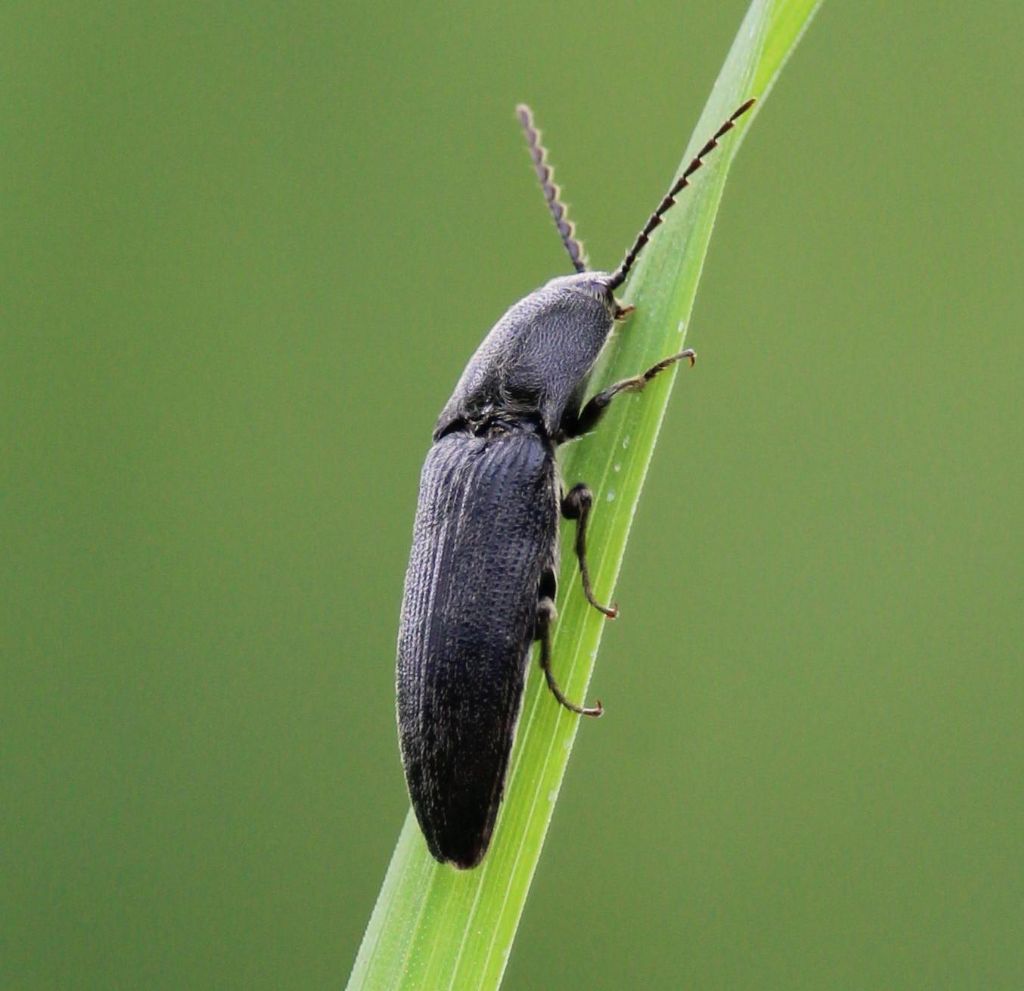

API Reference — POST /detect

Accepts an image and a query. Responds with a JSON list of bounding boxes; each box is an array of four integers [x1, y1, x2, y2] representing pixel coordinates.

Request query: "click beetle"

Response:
[[396, 98, 755, 868]]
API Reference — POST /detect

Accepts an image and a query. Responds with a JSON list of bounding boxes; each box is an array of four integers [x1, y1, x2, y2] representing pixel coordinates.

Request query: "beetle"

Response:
[[396, 98, 755, 868]]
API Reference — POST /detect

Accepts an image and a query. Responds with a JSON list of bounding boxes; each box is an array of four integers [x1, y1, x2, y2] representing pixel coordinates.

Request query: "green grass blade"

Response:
[[348, 2, 825, 988]]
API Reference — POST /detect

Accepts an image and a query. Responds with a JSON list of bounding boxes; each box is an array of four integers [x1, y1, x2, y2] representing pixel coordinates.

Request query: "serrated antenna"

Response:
[[516, 104, 589, 274], [607, 97, 756, 292]]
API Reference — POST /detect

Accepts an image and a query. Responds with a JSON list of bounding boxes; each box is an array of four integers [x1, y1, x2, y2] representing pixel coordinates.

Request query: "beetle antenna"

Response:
[[516, 104, 589, 274], [607, 97, 756, 292]]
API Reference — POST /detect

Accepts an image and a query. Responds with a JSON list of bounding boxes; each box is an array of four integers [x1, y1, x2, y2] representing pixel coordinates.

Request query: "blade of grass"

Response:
[[348, 2, 825, 987]]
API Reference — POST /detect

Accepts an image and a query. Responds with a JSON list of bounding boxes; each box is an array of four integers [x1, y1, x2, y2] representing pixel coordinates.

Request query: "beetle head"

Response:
[[543, 271, 617, 306], [543, 271, 630, 319]]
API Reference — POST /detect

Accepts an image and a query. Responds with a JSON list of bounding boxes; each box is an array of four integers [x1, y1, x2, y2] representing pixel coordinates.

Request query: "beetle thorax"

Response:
[[435, 274, 618, 440]]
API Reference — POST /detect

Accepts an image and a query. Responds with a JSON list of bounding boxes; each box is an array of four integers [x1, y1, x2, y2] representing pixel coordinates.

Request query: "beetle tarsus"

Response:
[[604, 346, 698, 399], [561, 484, 618, 619], [537, 597, 603, 717], [562, 346, 698, 440]]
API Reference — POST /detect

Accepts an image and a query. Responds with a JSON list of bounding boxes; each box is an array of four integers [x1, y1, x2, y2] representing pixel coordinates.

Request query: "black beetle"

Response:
[[396, 98, 755, 869]]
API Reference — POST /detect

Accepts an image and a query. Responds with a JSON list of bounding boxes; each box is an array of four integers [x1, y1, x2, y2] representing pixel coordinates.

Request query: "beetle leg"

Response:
[[561, 484, 618, 618], [536, 598, 603, 717], [563, 347, 697, 439]]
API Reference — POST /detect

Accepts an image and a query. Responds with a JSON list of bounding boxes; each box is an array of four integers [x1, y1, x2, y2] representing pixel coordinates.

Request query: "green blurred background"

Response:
[[3, 1, 1022, 988]]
